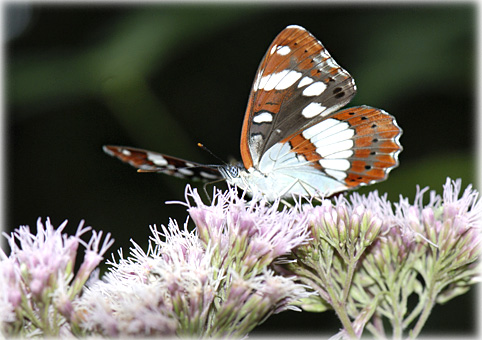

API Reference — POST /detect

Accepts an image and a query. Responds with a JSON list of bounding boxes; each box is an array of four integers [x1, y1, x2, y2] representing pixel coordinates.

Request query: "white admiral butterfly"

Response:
[[104, 25, 402, 200]]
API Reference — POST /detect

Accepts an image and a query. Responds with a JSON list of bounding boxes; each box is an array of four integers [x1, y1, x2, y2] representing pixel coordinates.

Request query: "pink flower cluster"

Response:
[[1, 178, 479, 339], [0, 218, 113, 337]]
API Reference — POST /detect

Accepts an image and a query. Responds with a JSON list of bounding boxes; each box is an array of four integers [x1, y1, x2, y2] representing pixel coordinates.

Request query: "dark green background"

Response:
[[5, 3, 477, 337]]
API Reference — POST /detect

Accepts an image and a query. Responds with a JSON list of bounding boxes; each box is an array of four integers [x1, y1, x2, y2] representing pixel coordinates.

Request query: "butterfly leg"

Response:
[[278, 179, 315, 206], [202, 182, 212, 201], [297, 180, 334, 203], [280, 198, 293, 208], [279, 176, 328, 204], [203, 178, 228, 202]]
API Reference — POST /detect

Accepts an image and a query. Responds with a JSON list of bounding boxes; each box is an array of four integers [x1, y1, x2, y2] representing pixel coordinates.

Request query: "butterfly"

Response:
[[103, 25, 402, 200]]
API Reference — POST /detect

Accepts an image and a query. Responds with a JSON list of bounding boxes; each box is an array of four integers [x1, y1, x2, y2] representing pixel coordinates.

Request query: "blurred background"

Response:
[[4, 2, 477, 337]]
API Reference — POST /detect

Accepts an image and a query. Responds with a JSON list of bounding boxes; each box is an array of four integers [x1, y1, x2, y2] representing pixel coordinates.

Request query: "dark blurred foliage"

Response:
[[4, 3, 477, 337]]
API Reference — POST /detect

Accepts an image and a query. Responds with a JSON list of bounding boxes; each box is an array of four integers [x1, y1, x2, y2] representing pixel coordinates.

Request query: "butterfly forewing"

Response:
[[103, 146, 223, 182], [241, 25, 357, 170]]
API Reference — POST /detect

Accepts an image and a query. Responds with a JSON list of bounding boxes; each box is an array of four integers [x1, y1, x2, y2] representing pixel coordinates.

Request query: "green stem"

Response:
[[40, 301, 52, 336], [342, 260, 357, 303], [325, 282, 357, 339], [407, 285, 437, 339], [402, 290, 424, 329], [392, 299, 403, 340], [298, 262, 357, 338], [366, 322, 386, 339], [21, 302, 42, 329], [372, 314, 386, 339]]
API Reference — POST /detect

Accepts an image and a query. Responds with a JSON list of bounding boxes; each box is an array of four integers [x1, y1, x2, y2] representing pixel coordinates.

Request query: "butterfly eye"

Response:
[[229, 166, 240, 178]]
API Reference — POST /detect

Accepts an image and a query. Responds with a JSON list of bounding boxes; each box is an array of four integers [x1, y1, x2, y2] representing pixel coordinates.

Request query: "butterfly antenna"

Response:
[[197, 143, 227, 165]]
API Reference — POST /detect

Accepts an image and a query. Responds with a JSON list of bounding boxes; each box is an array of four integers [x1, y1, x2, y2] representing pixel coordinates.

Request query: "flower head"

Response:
[[0, 253, 20, 328], [281, 178, 482, 339], [182, 185, 310, 272], [0, 218, 113, 337], [76, 222, 196, 337], [78, 209, 310, 338]]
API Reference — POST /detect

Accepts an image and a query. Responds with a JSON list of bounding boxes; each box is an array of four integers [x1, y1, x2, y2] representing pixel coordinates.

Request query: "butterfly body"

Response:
[[104, 25, 402, 200], [226, 143, 347, 200]]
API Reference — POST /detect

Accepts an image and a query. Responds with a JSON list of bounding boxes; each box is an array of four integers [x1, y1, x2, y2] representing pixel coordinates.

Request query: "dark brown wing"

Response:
[[103, 145, 222, 182], [240, 25, 356, 170]]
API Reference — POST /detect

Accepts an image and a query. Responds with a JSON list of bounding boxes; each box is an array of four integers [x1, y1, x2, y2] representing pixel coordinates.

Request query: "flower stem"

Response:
[[298, 266, 357, 338], [392, 303, 403, 340], [402, 292, 425, 329], [366, 314, 386, 339], [342, 259, 357, 303], [407, 286, 437, 339], [325, 282, 357, 339]]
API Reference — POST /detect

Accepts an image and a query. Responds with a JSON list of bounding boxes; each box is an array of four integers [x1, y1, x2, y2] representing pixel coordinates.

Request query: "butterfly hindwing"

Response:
[[103, 146, 222, 182], [240, 25, 357, 170], [279, 106, 402, 191]]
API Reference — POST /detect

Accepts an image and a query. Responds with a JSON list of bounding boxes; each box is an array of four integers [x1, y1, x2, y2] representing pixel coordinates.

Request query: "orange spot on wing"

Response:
[[354, 149, 371, 158], [345, 173, 365, 187], [375, 154, 398, 164], [350, 160, 367, 173], [282, 134, 323, 170], [366, 168, 385, 179], [355, 136, 373, 148]]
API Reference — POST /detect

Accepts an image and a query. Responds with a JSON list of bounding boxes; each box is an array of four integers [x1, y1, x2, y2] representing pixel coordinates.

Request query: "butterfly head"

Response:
[[218, 163, 239, 179], [218, 164, 251, 191]]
